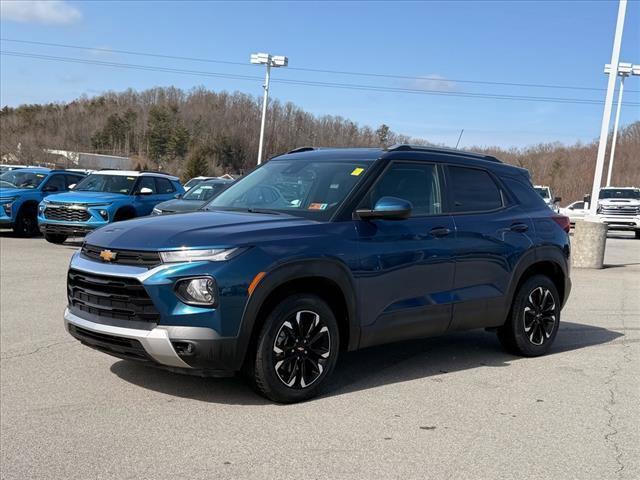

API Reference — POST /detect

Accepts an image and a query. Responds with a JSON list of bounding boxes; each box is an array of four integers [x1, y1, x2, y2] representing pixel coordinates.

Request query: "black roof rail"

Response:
[[140, 169, 175, 176], [385, 144, 502, 163], [285, 146, 317, 154]]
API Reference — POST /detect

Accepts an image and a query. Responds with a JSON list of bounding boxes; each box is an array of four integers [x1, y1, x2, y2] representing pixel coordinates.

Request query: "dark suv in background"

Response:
[[64, 145, 571, 403]]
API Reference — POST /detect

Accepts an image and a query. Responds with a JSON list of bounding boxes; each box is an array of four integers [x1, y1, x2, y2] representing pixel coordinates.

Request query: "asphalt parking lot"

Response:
[[1, 232, 638, 480]]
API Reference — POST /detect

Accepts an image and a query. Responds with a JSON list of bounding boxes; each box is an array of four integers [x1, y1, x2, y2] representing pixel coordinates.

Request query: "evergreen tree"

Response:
[[183, 144, 211, 180]]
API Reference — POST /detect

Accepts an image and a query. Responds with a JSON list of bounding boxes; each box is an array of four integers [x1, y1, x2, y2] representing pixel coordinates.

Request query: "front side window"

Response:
[[205, 159, 369, 220], [184, 182, 228, 201], [447, 166, 503, 213], [73, 174, 137, 194], [43, 174, 66, 192], [362, 162, 442, 216], [0, 170, 47, 189]]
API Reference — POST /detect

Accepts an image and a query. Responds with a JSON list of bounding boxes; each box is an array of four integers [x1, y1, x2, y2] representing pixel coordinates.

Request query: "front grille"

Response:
[[67, 269, 160, 323], [44, 205, 90, 222], [600, 205, 639, 216], [81, 244, 162, 268], [68, 324, 151, 362]]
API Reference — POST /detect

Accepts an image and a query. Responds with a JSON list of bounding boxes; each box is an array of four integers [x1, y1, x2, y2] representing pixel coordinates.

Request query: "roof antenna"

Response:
[[455, 129, 464, 149]]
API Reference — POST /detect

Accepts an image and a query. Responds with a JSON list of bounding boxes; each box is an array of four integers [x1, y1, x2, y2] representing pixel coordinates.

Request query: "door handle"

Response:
[[429, 227, 451, 237], [510, 223, 529, 233]]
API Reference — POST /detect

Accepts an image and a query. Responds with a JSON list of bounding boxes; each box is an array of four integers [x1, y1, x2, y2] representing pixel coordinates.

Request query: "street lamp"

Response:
[[250, 52, 288, 165], [603, 62, 640, 186]]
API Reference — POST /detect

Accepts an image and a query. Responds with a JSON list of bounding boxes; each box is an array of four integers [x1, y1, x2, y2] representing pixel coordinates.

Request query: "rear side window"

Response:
[[502, 177, 549, 209], [447, 166, 503, 213], [136, 176, 157, 194], [155, 177, 175, 193]]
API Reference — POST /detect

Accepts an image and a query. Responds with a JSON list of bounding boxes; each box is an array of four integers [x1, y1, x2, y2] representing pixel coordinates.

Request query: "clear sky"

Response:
[[1, 0, 639, 148]]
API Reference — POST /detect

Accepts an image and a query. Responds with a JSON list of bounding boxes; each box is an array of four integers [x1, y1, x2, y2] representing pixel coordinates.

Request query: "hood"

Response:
[[599, 198, 640, 206], [154, 199, 205, 213], [85, 210, 317, 250], [0, 187, 37, 198], [45, 191, 129, 204]]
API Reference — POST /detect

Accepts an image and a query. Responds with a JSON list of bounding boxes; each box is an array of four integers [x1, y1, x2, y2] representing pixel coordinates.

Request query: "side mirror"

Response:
[[355, 196, 412, 221], [175, 193, 183, 199], [42, 185, 59, 192], [68, 184, 76, 190], [138, 187, 153, 196], [554, 196, 562, 204]]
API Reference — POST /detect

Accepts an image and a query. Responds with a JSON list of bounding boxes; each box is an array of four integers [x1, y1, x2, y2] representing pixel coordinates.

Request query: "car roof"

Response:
[[8, 167, 51, 173], [93, 170, 179, 180], [270, 145, 527, 176]]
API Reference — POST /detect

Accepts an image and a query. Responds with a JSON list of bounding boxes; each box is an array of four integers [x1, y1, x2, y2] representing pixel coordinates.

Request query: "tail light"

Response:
[[552, 214, 571, 233]]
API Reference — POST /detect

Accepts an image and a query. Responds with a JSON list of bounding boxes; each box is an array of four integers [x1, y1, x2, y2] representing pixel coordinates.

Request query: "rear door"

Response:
[[355, 161, 456, 347], [133, 176, 158, 216], [444, 165, 533, 330], [154, 177, 178, 202]]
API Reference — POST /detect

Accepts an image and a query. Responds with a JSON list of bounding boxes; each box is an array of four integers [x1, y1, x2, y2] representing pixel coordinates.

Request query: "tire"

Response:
[[252, 294, 340, 403], [497, 274, 560, 357], [635, 230, 640, 239], [13, 204, 39, 237], [44, 233, 68, 244], [114, 209, 135, 222]]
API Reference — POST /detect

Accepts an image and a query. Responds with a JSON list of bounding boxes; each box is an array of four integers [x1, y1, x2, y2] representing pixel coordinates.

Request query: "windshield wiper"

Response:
[[246, 208, 282, 215]]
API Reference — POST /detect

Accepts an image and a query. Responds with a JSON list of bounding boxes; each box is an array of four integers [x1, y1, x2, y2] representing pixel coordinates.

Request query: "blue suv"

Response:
[[63, 146, 571, 402], [38, 170, 184, 244], [0, 168, 85, 236]]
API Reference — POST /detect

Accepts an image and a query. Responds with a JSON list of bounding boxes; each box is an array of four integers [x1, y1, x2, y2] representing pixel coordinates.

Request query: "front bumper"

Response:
[[40, 223, 96, 236], [597, 215, 640, 231], [64, 309, 236, 376]]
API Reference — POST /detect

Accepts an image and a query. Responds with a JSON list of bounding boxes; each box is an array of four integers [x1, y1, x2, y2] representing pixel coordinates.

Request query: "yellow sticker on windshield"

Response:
[[351, 167, 364, 176]]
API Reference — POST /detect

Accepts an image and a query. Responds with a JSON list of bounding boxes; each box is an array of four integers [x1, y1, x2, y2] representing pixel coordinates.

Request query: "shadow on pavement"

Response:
[[110, 320, 623, 405]]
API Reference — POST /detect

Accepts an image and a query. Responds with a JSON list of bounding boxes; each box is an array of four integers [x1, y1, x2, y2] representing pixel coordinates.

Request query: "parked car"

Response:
[[152, 178, 233, 215], [534, 185, 561, 213], [64, 145, 571, 403], [0, 164, 29, 173], [0, 168, 85, 236], [560, 200, 587, 226], [183, 176, 215, 191], [38, 170, 184, 244], [596, 187, 640, 238]]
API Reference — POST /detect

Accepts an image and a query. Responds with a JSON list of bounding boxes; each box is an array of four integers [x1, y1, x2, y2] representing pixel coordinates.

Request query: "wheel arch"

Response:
[[236, 259, 359, 370], [114, 204, 136, 221]]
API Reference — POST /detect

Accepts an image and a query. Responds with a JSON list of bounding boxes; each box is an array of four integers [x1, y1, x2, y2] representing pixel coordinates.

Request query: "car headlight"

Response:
[[175, 276, 217, 307], [159, 247, 243, 263]]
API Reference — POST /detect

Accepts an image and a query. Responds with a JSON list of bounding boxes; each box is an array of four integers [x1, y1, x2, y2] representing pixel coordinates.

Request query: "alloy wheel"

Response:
[[523, 286, 557, 346], [272, 310, 331, 389]]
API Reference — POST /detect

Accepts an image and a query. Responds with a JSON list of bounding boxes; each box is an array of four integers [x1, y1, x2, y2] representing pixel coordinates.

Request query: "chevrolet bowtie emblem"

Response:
[[99, 249, 117, 262]]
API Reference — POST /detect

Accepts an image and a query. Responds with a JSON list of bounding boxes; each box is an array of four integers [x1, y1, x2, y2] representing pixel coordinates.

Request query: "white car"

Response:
[[597, 187, 640, 239], [560, 201, 587, 225], [534, 185, 561, 213]]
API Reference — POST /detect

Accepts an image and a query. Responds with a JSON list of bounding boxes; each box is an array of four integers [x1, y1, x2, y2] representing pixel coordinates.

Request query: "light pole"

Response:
[[588, 0, 627, 214], [604, 62, 640, 186], [250, 52, 288, 165]]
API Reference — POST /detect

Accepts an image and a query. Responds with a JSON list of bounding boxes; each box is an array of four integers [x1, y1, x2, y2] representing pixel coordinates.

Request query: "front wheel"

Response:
[[13, 205, 39, 237], [252, 295, 339, 403], [497, 275, 560, 357], [44, 233, 68, 244]]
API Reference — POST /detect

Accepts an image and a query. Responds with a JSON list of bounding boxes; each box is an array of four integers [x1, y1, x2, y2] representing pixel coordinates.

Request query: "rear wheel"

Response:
[[44, 233, 68, 244], [497, 275, 560, 357], [252, 294, 339, 403], [13, 204, 39, 237]]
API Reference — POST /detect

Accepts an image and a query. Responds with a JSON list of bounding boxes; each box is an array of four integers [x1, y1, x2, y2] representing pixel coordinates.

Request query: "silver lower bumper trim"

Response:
[[64, 308, 200, 369]]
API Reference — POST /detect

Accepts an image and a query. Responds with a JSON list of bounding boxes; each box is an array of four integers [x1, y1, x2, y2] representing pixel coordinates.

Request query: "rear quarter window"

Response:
[[502, 176, 549, 209], [447, 166, 503, 213]]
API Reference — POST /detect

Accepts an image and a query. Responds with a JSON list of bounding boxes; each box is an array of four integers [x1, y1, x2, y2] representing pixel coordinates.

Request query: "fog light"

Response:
[[99, 209, 109, 220], [175, 277, 216, 307], [3, 203, 12, 216], [172, 341, 196, 357]]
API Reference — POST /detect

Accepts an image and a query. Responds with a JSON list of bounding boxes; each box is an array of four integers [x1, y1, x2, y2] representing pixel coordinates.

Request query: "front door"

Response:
[[355, 161, 456, 348]]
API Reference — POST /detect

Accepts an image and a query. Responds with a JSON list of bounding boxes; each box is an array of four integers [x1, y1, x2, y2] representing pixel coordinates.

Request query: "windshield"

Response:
[[183, 181, 229, 201], [534, 187, 550, 199], [73, 174, 137, 194], [204, 159, 369, 220], [599, 188, 640, 200], [0, 170, 48, 189]]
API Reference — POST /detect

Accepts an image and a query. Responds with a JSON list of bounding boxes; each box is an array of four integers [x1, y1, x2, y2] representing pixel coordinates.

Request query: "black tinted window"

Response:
[[367, 163, 441, 216], [502, 177, 549, 209], [447, 166, 502, 212], [65, 174, 83, 189], [136, 176, 156, 194], [44, 174, 66, 192], [155, 177, 175, 193]]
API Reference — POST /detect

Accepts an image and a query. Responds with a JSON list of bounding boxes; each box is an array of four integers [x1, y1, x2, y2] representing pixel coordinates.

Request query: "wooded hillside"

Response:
[[1, 86, 638, 202]]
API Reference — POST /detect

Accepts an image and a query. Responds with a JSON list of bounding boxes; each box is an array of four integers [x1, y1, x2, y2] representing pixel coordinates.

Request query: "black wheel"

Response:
[[635, 230, 640, 239], [497, 275, 560, 357], [114, 209, 135, 222], [13, 204, 39, 237], [44, 233, 68, 244], [252, 295, 339, 403]]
